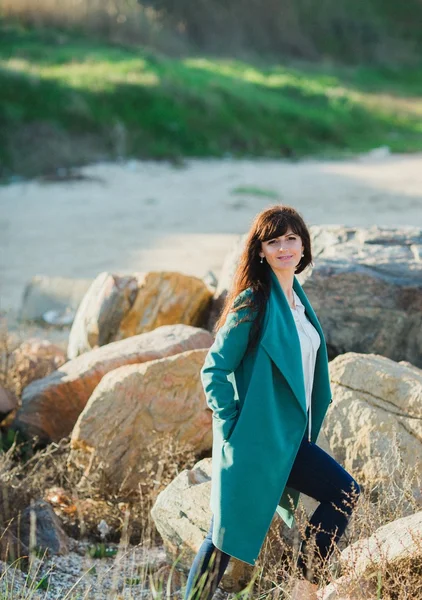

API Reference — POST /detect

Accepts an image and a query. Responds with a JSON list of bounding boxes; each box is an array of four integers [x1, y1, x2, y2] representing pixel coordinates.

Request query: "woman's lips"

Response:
[[277, 255, 293, 260]]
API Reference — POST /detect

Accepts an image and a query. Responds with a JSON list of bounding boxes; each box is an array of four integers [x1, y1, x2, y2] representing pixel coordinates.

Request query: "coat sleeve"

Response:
[[201, 292, 256, 441]]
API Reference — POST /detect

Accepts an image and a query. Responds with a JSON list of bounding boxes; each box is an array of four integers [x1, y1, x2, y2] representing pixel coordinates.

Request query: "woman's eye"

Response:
[[267, 236, 296, 244]]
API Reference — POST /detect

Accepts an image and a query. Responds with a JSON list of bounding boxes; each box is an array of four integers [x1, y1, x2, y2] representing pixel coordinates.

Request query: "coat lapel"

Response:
[[292, 276, 324, 341], [260, 270, 326, 419], [261, 270, 309, 417]]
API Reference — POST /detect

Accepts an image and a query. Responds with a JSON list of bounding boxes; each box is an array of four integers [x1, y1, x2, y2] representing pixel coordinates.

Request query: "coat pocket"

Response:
[[223, 406, 248, 445], [213, 412, 239, 443]]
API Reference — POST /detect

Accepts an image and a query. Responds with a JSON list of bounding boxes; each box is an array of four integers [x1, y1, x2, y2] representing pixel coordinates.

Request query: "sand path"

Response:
[[1, 153, 422, 321]]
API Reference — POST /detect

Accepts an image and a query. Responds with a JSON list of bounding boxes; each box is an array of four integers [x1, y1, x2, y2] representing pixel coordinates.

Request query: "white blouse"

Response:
[[290, 290, 321, 441]]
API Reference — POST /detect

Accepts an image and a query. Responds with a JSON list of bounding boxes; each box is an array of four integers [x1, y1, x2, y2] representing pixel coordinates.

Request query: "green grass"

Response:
[[231, 186, 280, 199], [1, 22, 422, 178]]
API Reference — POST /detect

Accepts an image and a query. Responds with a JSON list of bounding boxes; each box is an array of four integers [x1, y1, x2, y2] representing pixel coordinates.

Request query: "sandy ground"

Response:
[[1, 153, 422, 325]]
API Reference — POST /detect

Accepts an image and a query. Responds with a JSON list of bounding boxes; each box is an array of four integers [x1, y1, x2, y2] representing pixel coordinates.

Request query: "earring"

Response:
[[260, 256, 264, 263]]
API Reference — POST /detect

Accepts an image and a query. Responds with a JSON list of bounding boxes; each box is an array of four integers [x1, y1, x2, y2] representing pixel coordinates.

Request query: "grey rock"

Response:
[[214, 225, 422, 366], [18, 499, 69, 556], [19, 276, 92, 323]]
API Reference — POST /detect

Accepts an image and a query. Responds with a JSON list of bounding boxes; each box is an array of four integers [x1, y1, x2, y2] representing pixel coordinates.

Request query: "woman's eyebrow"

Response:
[[268, 232, 296, 239]]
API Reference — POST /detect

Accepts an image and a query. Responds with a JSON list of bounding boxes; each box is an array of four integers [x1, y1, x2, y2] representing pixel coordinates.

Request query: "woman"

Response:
[[184, 205, 360, 600]]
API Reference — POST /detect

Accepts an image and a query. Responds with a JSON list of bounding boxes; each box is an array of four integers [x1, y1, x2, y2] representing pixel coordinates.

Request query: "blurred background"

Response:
[[1, 7, 422, 599], [1, 0, 422, 177], [1, 0, 422, 326]]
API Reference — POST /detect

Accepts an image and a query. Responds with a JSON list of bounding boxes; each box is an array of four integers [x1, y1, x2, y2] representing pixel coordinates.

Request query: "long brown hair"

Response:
[[215, 205, 313, 348]]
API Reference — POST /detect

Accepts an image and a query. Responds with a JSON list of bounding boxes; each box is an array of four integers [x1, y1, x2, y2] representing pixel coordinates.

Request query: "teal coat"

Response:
[[201, 270, 332, 566]]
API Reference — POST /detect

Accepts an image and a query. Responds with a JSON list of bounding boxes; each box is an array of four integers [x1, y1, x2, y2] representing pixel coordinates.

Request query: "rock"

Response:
[[342, 510, 422, 576], [12, 325, 213, 443], [208, 235, 246, 329], [10, 338, 67, 391], [42, 308, 75, 327], [0, 386, 18, 420], [202, 270, 218, 291], [318, 577, 376, 600], [68, 349, 212, 493], [19, 499, 69, 555], [305, 224, 422, 366], [67, 271, 213, 359], [324, 352, 422, 493], [0, 499, 68, 562], [151, 457, 253, 593], [215, 226, 422, 366], [19, 276, 92, 322], [318, 511, 422, 599]]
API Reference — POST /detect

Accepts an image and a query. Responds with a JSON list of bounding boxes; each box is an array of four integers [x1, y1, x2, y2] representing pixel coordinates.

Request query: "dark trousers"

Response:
[[184, 437, 360, 600]]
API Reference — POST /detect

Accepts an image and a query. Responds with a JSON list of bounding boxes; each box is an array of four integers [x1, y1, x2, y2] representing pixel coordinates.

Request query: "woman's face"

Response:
[[259, 229, 304, 273]]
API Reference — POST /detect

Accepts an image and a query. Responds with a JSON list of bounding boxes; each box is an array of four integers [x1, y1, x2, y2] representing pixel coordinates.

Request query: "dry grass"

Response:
[[2, 0, 421, 64], [0, 0, 188, 56], [7, 434, 412, 599], [0, 320, 21, 400], [243, 434, 421, 599], [0, 432, 199, 546], [0, 321, 421, 598]]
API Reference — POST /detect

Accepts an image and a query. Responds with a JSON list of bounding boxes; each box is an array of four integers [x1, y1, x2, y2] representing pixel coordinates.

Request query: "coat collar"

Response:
[[260, 269, 324, 417]]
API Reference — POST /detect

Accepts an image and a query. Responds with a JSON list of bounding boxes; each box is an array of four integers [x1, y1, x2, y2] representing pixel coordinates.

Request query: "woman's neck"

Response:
[[272, 269, 296, 308]]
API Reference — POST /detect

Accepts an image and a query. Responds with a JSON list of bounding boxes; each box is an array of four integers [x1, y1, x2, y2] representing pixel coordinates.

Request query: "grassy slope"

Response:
[[1, 23, 422, 177]]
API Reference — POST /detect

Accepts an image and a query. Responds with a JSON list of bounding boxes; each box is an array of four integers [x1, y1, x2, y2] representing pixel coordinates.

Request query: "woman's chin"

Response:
[[270, 263, 296, 274]]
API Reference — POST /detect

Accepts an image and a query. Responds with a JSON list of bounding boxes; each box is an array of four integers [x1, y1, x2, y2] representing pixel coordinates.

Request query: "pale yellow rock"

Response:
[[68, 271, 212, 358], [69, 349, 212, 492], [119, 271, 212, 337], [324, 353, 422, 491], [342, 510, 422, 575], [151, 457, 254, 593], [318, 511, 422, 600], [317, 577, 375, 600]]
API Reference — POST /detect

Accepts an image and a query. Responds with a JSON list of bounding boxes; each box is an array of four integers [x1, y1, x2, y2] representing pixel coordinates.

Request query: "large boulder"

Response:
[[19, 275, 92, 322], [324, 352, 422, 493], [307, 225, 422, 366], [319, 511, 422, 600], [67, 271, 213, 359], [151, 458, 254, 593], [342, 510, 422, 576], [12, 325, 213, 443], [68, 349, 212, 492], [214, 226, 422, 366]]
